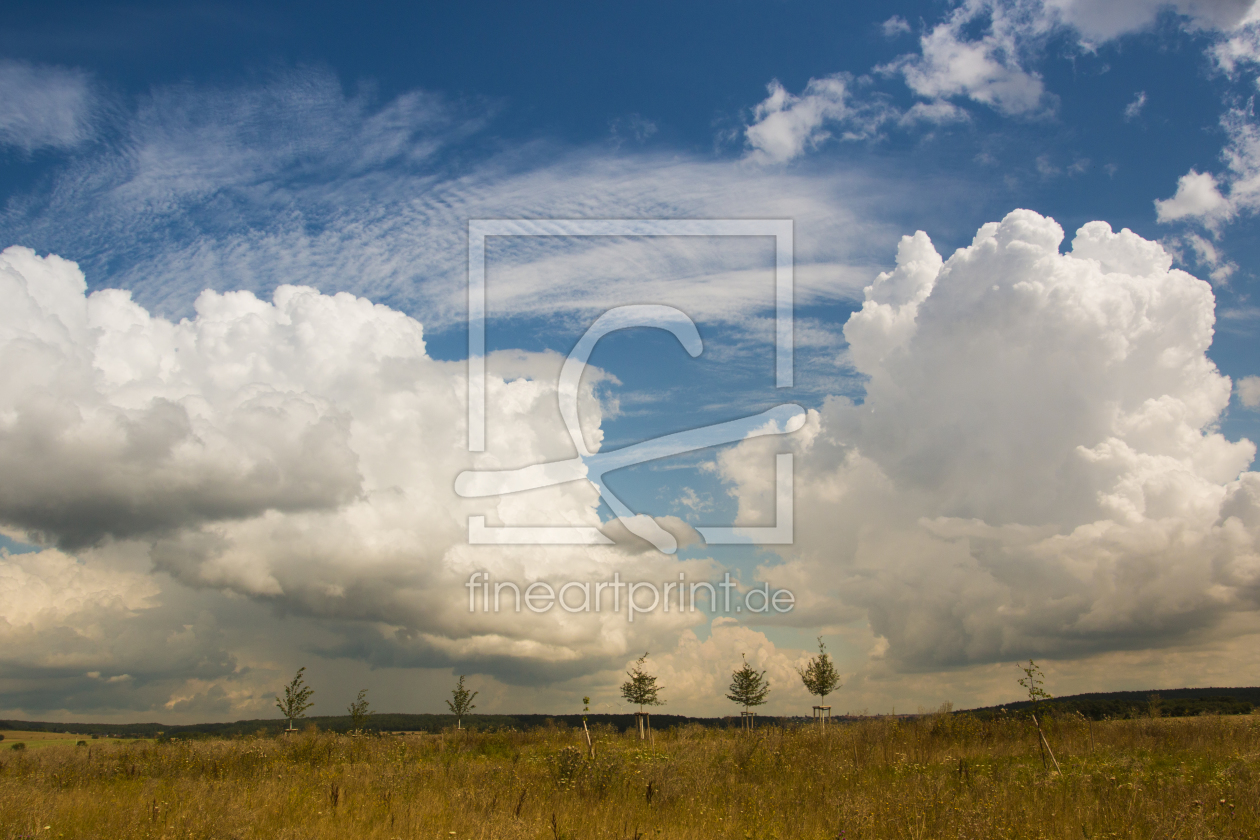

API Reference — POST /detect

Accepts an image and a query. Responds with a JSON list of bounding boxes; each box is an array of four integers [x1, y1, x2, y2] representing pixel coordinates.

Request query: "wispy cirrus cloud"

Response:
[[0, 60, 95, 152], [3, 68, 907, 338]]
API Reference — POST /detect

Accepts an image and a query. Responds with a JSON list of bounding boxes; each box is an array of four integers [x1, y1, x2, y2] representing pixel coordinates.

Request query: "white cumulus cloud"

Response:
[[756, 1, 1260, 164], [0, 245, 715, 689], [882, 16, 913, 38], [885, 1, 1052, 117], [1239, 375, 1260, 407], [1213, 18, 1260, 72], [638, 618, 815, 715], [719, 210, 1259, 670], [744, 75, 888, 164], [0, 544, 256, 716], [1156, 169, 1234, 225], [1156, 105, 1260, 226], [0, 548, 157, 631], [1152, 14, 1260, 228], [1047, 0, 1259, 40]]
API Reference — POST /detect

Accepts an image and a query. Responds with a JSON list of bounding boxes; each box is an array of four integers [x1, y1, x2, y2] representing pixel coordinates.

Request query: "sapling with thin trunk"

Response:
[[1017, 659, 1060, 773], [1017, 660, 1052, 704], [727, 653, 770, 730], [447, 675, 478, 729], [276, 667, 315, 732], [797, 637, 842, 722], [620, 652, 664, 741], [581, 695, 594, 758], [347, 688, 372, 734]]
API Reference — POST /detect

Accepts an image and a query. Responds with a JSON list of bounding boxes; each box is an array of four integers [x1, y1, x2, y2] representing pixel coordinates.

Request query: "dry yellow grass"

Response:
[[1, 712, 1257, 839]]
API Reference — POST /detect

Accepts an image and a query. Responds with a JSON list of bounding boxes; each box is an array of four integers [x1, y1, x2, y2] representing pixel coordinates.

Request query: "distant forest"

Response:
[[966, 686, 1260, 720], [5, 686, 1256, 737], [3, 713, 773, 739]]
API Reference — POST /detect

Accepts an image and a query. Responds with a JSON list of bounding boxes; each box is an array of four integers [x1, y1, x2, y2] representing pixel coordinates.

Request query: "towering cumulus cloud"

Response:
[[0, 246, 706, 689], [724, 210, 1260, 669]]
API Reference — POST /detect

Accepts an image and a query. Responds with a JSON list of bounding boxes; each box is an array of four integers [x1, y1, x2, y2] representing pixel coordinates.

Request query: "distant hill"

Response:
[[4, 686, 1255, 736], [965, 686, 1260, 720]]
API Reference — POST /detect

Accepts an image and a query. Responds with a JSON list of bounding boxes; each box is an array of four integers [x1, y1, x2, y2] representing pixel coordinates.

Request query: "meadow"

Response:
[[1, 711, 1257, 840], [0, 734, 84, 753]]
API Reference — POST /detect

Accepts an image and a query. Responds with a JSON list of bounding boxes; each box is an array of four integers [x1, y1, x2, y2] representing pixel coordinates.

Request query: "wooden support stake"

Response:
[[1031, 714, 1063, 776]]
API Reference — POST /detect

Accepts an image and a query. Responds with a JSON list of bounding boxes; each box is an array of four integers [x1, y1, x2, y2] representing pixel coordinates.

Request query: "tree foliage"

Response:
[[446, 675, 478, 725], [620, 652, 664, 711], [796, 637, 842, 703], [347, 688, 372, 732], [726, 653, 770, 711], [276, 667, 315, 729], [1017, 659, 1052, 704]]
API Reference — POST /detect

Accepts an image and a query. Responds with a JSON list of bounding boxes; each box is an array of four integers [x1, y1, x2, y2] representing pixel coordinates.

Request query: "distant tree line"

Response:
[[972, 693, 1254, 721], [10, 651, 1256, 738]]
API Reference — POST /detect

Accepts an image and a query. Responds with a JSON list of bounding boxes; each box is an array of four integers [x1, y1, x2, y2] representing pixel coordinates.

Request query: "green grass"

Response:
[[1, 713, 1257, 839], [1, 731, 151, 753], [3, 733, 81, 752]]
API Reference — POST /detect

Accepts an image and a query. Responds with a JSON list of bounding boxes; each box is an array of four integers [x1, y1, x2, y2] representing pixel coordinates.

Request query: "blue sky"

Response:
[[3, 0, 1260, 721]]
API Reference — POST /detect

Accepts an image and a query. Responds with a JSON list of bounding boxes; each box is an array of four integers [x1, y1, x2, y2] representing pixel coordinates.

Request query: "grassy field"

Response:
[[1, 712, 1257, 839], [1, 732, 82, 752], [1, 732, 150, 753]]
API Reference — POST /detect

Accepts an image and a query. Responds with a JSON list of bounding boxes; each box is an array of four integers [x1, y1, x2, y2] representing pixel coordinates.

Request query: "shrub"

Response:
[[10, 742, 25, 751], [552, 744, 584, 787]]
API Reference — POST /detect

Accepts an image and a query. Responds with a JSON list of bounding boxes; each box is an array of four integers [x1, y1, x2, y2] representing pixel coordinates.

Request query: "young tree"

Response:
[[727, 654, 770, 727], [347, 688, 372, 734], [796, 637, 842, 715], [580, 695, 594, 758], [620, 652, 664, 740], [276, 667, 315, 732], [1017, 660, 1052, 704], [1017, 659, 1061, 774], [446, 675, 478, 729]]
